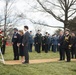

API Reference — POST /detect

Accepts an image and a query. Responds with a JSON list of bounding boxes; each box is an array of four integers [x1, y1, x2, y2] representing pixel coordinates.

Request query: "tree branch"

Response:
[[31, 20, 64, 29], [68, 10, 76, 18], [37, 0, 64, 22], [58, 0, 65, 11], [68, 0, 76, 9]]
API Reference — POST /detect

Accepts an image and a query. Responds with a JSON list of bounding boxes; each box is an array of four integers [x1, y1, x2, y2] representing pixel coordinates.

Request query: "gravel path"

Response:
[[4, 58, 76, 65]]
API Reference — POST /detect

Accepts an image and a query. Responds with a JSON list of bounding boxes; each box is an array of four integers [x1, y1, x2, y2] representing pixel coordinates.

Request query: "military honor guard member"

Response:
[[42, 36, 45, 51], [44, 32, 49, 53], [63, 30, 72, 62], [52, 34, 58, 52], [12, 28, 20, 60], [48, 34, 52, 51], [29, 31, 34, 52], [34, 30, 42, 53]]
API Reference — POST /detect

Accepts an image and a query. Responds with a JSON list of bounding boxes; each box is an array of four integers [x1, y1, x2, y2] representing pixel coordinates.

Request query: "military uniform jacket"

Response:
[[63, 35, 71, 49], [44, 36, 49, 44], [42, 36, 45, 45], [52, 37, 58, 45], [29, 34, 33, 44], [12, 32, 20, 44], [35, 33, 42, 44]]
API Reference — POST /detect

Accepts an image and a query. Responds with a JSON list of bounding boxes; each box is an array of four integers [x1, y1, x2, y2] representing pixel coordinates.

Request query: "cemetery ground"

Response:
[[0, 46, 76, 75]]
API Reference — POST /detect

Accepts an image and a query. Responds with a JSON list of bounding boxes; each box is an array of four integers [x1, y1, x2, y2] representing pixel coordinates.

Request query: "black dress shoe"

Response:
[[22, 61, 29, 64], [16, 57, 19, 60], [63, 59, 65, 60], [66, 61, 71, 62], [16, 58, 19, 60], [59, 59, 62, 61], [13, 58, 16, 60]]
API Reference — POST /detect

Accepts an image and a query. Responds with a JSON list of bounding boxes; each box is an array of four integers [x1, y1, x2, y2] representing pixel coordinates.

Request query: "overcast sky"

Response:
[[0, 0, 64, 35]]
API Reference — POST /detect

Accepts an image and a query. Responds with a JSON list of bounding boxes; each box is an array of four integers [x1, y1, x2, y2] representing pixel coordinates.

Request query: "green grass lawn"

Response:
[[0, 46, 76, 75]]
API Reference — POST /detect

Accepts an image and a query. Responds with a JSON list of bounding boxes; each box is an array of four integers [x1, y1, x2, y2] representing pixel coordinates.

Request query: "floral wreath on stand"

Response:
[[0, 29, 5, 64]]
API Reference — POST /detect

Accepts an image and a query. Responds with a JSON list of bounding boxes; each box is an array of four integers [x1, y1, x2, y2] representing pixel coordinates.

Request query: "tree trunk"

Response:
[[4, 16, 7, 37], [4, 1, 8, 37], [64, 0, 68, 30]]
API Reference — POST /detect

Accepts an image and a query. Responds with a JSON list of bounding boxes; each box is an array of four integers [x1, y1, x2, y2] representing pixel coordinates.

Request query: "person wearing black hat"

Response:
[[34, 30, 42, 53], [63, 30, 72, 62], [48, 34, 52, 51], [12, 28, 20, 60], [22, 26, 30, 64], [44, 32, 49, 53], [52, 34, 58, 53], [28, 31, 33, 52]]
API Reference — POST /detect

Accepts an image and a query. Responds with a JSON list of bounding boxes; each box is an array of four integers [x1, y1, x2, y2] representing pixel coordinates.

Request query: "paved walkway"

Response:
[[4, 58, 76, 65]]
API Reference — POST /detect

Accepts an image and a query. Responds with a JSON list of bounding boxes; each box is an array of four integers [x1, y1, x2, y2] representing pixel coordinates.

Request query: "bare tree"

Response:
[[36, 0, 76, 29], [0, 0, 20, 36]]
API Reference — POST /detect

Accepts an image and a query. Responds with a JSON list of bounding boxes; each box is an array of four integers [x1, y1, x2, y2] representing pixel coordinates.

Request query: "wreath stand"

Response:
[[0, 48, 5, 64]]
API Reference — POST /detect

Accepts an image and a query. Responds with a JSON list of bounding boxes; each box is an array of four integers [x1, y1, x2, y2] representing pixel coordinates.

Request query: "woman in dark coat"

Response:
[[17, 30, 24, 62]]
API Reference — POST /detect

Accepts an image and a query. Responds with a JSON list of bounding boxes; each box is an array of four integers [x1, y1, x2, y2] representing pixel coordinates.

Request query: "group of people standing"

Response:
[[34, 29, 76, 62], [34, 30, 58, 53], [0, 26, 76, 64], [12, 27, 76, 62], [58, 30, 76, 62], [12, 26, 30, 64]]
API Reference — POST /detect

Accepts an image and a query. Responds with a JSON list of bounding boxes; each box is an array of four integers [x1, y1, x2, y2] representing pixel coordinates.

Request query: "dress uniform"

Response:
[[29, 31, 34, 52], [48, 34, 52, 51], [51, 35, 54, 51], [34, 30, 42, 53], [42, 36, 45, 51], [12, 28, 20, 60], [63, 30, 72, 62], [34, 36, 37, 51], [44, 35, 49, 53], [52, 35, 58, 52]]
